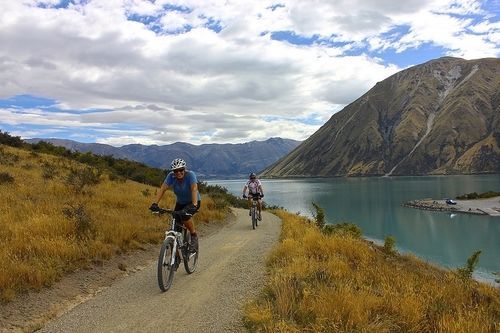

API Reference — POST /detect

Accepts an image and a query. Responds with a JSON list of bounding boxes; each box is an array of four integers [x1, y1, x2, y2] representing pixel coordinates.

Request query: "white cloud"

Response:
[[0, 0, 498, 145]]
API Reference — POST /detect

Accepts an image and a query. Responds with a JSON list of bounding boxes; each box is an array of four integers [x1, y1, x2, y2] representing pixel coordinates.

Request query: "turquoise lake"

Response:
[[207, 175, 500, 285]]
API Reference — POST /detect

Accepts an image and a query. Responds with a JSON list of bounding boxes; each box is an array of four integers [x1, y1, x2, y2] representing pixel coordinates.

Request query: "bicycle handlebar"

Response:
[[151, 207, 193, 217], [246, 194, 262, 200]]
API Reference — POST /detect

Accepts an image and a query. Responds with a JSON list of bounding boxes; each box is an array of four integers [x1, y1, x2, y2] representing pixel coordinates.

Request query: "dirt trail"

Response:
[[28, 208, 280, 333]]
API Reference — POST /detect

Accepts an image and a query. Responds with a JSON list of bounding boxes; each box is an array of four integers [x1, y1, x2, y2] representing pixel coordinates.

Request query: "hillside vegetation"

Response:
[[244, 210, 500, 332], [0, 144, 228, 302]]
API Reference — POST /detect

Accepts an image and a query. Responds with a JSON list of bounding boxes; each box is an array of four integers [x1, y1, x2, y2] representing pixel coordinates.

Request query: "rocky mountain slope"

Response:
[[26, 137, 300, 179], [262, 57, 500, 177]]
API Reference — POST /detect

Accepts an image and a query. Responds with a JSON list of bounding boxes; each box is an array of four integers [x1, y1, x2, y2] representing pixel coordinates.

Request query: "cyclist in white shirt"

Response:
[[242, 173, 264, 221]]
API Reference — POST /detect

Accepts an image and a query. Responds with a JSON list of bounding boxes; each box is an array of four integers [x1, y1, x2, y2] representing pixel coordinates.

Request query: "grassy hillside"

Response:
[[0, 144, 227, 302], [244, 210, 500, 332]]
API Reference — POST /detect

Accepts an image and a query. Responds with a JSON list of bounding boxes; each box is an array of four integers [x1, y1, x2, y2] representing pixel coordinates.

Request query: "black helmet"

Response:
[[249, 172, 256, 179]]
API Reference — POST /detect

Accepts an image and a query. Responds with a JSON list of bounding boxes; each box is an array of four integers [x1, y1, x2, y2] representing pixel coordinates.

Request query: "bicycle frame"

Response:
[[155, 208, 198, 292], [249, 195, 260, 229], [164, 220, 187, 266]]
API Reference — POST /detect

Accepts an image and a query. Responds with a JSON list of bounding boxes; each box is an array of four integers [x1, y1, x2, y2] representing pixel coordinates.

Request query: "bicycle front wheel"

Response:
[[183, 232, 199, 274], [251, 207, 256, 230], [157, 237, 176, 292]]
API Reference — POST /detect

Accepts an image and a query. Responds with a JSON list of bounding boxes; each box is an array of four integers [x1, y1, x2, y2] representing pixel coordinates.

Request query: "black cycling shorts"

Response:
[[174, 201, 201, 221]]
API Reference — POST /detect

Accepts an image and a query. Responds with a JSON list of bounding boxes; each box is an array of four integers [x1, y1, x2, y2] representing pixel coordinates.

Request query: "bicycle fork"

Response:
[[165, 233, 178, 267]]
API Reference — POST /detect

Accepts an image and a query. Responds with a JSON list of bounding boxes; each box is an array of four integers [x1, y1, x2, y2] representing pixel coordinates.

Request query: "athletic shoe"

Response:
[[258, 213, 262, 221]]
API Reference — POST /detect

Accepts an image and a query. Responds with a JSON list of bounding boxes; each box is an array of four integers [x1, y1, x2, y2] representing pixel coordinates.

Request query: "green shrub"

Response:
[[311, 202, 325, 229], [0, 131, 25, 147], [383, 235, 396, 255], [457, 250, 481, 280], [323, 223, 362, 238], [0, 149, 20, 166], [62, 203, 95, 239], [108, 173, 126, 183], [41, 162, 58, 180], [0, 172, 14, 184], [66, 166, 102, 193]]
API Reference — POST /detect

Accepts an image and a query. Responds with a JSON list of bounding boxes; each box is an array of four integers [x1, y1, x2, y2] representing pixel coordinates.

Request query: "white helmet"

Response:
[[170, 158, 187, 170]]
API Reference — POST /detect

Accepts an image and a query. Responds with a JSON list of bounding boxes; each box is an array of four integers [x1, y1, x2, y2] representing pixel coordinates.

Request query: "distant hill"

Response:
[[26, 137, 301, 179], [262, 57, 500, 177]]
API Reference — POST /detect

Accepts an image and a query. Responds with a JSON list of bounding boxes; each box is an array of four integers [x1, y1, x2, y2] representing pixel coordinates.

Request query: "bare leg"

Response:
[[184, 218, 196, 234]]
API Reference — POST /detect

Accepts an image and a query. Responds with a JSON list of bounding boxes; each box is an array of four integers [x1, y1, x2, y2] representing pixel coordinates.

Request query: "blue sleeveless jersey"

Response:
[[164, 170, 201, 205]]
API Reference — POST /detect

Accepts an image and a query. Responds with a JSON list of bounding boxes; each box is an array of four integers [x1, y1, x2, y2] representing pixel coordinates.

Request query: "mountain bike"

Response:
[[246, 194, 262, 230], [153, 208, 199, 292]]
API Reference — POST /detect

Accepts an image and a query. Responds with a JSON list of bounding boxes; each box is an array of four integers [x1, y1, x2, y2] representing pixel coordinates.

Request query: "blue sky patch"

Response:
[[0, 120, 148, 143], [163, 4, 192, 13], [204, 17, 223, 33], [484, 0, 500, 15], [271, 31, 319, 45], [263, 114, 324, 126], [127, 13, 160, 26], [0, 95, 56, 109], [0, 94, 112, 114], [296, 114, 325, 126], [36, 0, 88, 9], [371, 43, 452, 67], [379, 25, 411, 43]]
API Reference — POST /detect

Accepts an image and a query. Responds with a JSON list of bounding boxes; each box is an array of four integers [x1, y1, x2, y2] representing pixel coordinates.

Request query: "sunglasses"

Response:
[[173, 168, 185, 173]]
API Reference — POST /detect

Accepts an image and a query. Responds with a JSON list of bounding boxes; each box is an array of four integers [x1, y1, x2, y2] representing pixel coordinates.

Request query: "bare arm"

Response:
[[191, 183, 199, 206], [154, 183, 169, 204]]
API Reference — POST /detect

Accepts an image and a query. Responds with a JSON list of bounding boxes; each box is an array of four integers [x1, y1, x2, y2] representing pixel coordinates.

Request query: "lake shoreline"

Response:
[[403, 196, 500, 217]]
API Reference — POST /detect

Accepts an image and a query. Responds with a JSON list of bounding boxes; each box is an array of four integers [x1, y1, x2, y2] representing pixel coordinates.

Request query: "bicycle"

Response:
[[244, 194, 262, 230], [152, 208, 199, 292]]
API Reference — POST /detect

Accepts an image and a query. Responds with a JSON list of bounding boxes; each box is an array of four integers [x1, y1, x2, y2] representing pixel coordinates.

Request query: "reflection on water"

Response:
[[207, 175, 500, 284]]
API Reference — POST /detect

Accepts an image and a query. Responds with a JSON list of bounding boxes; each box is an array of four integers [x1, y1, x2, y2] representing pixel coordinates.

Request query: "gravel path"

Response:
[[37, 208, 281, 333]]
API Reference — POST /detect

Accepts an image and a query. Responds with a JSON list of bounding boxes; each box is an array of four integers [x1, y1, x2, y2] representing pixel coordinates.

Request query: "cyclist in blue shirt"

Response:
[[150, 158, 201, 251]]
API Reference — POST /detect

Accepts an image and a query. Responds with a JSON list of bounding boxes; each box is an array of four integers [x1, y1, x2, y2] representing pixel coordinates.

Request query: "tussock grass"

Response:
[[245, 210, 500, 333], [0, 145, 227, 302]]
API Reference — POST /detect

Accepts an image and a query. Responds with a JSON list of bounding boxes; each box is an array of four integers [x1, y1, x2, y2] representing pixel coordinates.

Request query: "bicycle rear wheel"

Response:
[[182, 232, 198, 274], [157, 237, 176, 292]]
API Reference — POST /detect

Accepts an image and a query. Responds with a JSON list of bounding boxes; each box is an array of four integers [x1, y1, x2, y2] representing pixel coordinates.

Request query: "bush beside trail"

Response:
[[244, 209, 500, 333]]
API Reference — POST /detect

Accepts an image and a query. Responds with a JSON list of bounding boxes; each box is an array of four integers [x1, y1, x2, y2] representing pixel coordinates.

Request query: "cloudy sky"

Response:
[[0, 0, 498, 146]]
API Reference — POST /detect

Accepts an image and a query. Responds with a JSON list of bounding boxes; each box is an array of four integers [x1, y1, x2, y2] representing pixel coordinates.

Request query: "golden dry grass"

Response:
[[0, 145, 227, 302], [244, 210, 500, 333]]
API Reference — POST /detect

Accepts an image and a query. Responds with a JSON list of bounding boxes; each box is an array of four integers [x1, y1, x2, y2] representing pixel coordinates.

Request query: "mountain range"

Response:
[[262, 57, 500, 177], [26, 137, 300, 179]]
